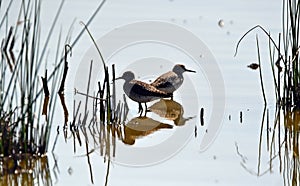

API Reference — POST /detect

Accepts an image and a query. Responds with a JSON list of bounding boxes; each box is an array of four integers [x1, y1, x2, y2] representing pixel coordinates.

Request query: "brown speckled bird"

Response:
[[116, 71, 171, 115], [151, 64, 196, 99]]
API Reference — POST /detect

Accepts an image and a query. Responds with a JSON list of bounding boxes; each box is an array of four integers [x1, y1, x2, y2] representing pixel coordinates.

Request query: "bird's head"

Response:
[[173, 64, 196, 74], [115, 71, 135, 82]]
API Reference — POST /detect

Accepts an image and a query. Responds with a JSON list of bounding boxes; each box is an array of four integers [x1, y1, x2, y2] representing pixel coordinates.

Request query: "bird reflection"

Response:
[[121, 116, 173, 145], [148, 99, 194, 126]]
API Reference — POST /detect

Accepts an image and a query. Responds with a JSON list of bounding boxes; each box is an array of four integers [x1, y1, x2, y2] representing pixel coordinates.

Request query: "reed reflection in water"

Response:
[[69, 97, 194, 153], [238, 106, 300, 186], [68, 86, 197, 184], [0, 155, 52, 186], [281, 108, 300, 185]]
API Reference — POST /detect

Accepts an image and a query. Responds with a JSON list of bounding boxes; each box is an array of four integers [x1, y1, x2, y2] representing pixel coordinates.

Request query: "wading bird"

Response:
[[151, 64, 196, 99], [116, 71, 171, 115]]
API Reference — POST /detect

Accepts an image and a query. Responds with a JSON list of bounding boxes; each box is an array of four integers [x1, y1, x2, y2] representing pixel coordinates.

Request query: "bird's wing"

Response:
[[151, 71, 177, 89], [131, 80, 169, 97]]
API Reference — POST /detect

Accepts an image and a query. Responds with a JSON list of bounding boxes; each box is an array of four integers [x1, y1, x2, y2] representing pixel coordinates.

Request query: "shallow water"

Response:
[[1, 0, 289, 185]]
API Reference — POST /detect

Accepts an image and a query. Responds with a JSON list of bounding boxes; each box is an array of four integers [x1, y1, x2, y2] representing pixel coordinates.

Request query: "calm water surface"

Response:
[[2, 0, 286, 185]]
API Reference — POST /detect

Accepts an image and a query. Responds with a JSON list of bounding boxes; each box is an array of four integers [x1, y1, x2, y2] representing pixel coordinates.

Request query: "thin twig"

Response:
[[235, 25, 283, 61]]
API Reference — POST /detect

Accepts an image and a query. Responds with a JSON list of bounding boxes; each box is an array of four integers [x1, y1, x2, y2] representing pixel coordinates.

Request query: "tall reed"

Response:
[[0, 0, 107, 158], [235, 0, 300, 109], [0, 0, 66, 156], [235, 1, 300, 185]]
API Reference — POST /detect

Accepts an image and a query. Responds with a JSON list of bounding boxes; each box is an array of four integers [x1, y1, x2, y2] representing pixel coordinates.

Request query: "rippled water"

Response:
[[1, 0, 286, 185]]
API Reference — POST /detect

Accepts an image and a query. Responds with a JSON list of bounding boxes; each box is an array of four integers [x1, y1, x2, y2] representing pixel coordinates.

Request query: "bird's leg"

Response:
[[138, 102, 143, 115], [170, 93, 174, 100], [144, 103, 148, 116]]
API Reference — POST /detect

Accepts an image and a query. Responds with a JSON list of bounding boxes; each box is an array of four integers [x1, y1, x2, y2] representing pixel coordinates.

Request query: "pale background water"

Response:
[[1, 0, 284, 185]]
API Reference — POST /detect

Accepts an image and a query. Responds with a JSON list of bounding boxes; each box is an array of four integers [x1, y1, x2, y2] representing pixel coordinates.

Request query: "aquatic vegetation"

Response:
[[235, 1, 300, 109], [235, 0, 300, 185], [0, 0, 69, 157], [0, 4, 107, 185]]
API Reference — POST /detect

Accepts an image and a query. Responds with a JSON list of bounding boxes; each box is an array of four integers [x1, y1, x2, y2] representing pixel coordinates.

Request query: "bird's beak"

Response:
[[185, 68, 196, 73], [112, 76, 123, 84], [115, 76, 123, 80]]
